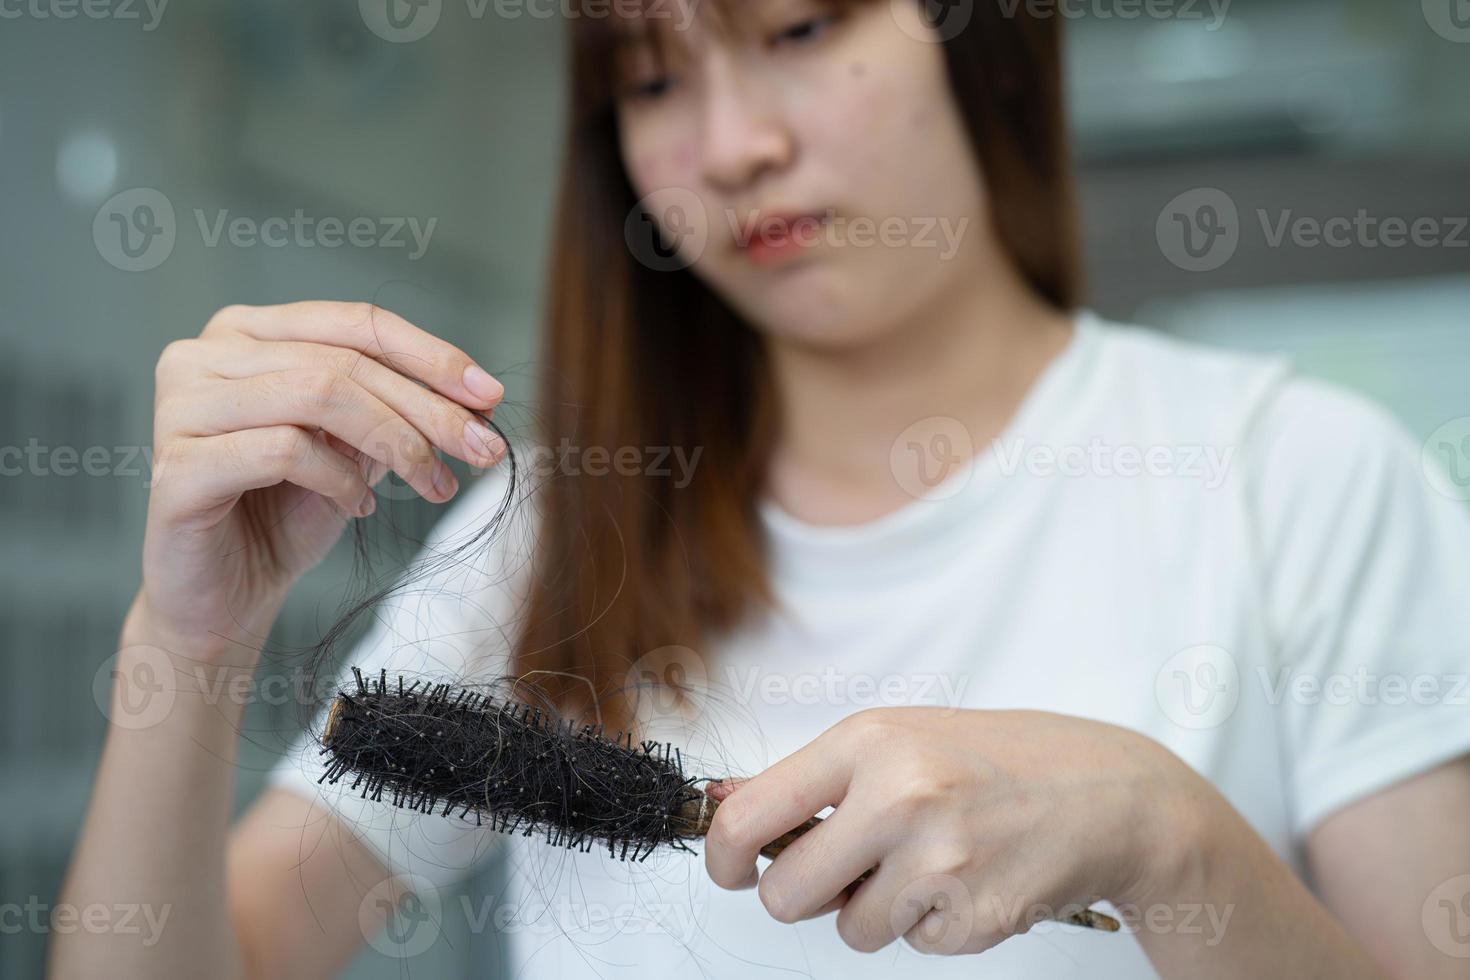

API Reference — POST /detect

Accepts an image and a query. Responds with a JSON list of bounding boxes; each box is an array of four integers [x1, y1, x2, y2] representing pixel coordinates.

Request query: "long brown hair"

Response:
[[512, 0, 1081, 730]]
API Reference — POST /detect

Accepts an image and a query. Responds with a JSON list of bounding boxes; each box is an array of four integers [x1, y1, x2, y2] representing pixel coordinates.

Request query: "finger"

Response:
[[755, 803, 886, 924], [158, 426, 375, 519], [705, 730, 856, 890], [809, 890, 850, 919], [197, 340, 508, 468], [839, 865, 983, 956], [834, 860, 929, 955], [162, 369, 458, 503], [205, 302, 505, 410], [322, 432, 390, 488]]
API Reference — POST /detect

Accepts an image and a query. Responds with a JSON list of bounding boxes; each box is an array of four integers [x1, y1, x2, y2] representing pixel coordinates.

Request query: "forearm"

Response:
[[49, 600, 277, 980], [1127, 781, 1384, 980]]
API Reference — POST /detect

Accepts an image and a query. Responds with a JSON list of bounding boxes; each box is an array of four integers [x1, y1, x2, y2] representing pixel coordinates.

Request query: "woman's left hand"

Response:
[[703, 707, 1212, 954]]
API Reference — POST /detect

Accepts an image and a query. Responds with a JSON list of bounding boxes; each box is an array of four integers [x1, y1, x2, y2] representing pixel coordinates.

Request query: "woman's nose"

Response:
[[698, 58, 795, 192]]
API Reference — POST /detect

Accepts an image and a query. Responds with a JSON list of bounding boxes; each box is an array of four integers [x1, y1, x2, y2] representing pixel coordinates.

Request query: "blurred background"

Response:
[[0, 0, 1466, 975]]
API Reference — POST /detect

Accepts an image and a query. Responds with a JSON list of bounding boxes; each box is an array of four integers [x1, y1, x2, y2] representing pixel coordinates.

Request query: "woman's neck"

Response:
[[763, 261, 1075, 526]]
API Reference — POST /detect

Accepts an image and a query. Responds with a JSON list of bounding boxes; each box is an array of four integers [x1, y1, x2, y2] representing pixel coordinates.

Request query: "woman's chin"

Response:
[[716, 264, 902, 350]]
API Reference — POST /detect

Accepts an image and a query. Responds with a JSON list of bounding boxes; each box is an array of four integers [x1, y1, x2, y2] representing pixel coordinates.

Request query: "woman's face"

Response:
[[616, 0, 994, 350]]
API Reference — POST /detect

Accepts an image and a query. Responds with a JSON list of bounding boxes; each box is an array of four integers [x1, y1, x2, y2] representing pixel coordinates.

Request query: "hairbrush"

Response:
[[318, 670, 1119, 932]]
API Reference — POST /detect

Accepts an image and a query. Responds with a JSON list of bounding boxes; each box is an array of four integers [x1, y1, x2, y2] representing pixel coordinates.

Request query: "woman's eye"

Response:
[[769, 14, 838, 48], [623, 74, 677, 102]]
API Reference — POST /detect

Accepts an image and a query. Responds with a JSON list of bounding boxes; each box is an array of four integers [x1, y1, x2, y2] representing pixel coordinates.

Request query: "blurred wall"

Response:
[[0, 0, 1466, 976]]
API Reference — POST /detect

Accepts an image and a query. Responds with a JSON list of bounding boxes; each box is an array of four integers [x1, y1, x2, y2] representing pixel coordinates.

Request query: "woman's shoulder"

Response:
[[1080, 312, 1413, 473]]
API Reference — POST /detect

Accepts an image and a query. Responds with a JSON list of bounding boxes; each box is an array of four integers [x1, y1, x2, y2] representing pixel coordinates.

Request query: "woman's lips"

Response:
[[734, 211, 831, 267]]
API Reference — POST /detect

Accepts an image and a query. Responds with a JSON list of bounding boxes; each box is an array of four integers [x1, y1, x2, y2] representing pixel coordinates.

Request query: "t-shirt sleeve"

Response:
[[265, 462, 536, 891], [1246, 376, 1470, 838]]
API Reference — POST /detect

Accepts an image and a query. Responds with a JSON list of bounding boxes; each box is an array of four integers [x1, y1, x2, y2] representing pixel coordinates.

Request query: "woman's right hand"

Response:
[[124, 301, 508, 659]]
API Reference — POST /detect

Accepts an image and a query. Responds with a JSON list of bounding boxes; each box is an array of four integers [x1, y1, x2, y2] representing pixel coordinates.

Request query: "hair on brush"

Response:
[[318, 670, 1120, 932], [320, 668, 709, 860]]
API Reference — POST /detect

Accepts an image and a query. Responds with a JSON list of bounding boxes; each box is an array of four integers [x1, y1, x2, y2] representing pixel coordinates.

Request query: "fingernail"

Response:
[[462, 419, 505, 466], [431, 461, 458, 499], [463, 365, 504, 405], [706, 779, 743, 803], [358, 490, 377, 517]]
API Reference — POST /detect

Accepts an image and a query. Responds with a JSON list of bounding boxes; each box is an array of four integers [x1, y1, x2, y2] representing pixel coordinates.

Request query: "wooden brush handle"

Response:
[[680, 794, 1120, 933]]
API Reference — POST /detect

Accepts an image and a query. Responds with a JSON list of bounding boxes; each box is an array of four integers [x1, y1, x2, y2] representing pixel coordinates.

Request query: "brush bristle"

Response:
[[318, 668, 705, 861]]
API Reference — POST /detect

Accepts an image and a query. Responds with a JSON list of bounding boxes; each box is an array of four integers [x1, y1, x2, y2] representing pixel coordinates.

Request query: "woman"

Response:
[[53, 0, 1470, 977]]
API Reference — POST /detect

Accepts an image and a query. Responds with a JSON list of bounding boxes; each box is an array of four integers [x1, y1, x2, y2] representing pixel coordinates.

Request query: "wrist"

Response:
[[120, 589, 283, 670], [1114, 746, 1225, 909]]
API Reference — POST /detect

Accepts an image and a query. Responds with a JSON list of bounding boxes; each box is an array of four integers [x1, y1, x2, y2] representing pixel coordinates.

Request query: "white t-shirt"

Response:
[[270, 311, 1470, 978]]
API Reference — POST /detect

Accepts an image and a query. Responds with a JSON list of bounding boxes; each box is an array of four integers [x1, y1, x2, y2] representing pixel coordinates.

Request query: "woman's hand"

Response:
[[704, 707, 1208, 955], [125, 301, 508, 658]]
